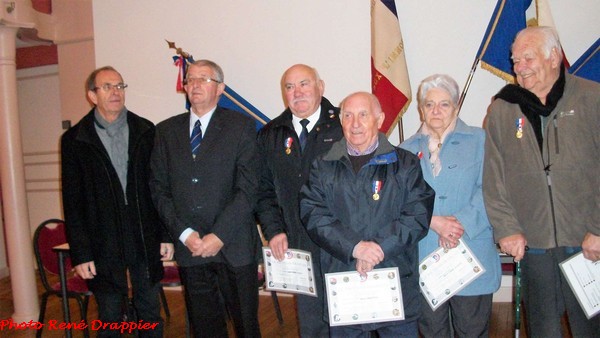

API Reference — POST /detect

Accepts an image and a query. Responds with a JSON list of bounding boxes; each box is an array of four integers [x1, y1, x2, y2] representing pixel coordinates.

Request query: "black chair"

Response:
[[33, 219, 92, 338]]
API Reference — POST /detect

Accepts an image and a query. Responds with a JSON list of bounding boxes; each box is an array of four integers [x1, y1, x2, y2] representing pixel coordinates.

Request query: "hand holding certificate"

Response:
[[262, 247, 317, 297], [325, 267, 404, 326], [419, 239, 485, 310], [560, 252, 600, 319]]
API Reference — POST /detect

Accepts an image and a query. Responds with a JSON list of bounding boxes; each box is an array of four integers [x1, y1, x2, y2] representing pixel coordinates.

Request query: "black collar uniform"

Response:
[[256, 97, 343, 337]]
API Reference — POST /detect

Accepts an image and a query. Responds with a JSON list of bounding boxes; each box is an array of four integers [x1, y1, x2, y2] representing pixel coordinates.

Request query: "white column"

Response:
[[0, 25, 39, 323]]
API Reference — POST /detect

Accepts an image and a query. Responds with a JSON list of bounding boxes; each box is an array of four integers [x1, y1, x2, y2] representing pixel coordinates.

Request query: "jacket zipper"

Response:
[[544, 115, 559, 247], [131, 131, 152, 280]]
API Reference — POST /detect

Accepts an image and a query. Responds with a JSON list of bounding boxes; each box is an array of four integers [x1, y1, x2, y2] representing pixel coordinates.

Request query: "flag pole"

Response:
[[397, 118, 404, 143], [457, 56, 481, 116]]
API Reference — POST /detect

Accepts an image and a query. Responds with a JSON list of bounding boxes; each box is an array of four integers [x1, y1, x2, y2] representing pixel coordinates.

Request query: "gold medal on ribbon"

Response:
[[515, 118, 524, 139], [284, 137, 293, 155], [372, 180, 382, 201]]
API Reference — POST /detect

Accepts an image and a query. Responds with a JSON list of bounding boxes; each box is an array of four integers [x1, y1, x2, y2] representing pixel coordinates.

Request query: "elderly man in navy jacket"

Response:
[[301, 92, 434, 338]]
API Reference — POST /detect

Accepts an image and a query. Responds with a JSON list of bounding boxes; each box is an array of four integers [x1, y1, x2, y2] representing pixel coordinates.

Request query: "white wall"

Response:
[[17, 65, 64, 234], [92, 0, 599, 146]]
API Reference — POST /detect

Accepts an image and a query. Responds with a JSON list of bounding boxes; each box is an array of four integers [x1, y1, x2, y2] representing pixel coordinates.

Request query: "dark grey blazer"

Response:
[[149, 107, 260, 267]]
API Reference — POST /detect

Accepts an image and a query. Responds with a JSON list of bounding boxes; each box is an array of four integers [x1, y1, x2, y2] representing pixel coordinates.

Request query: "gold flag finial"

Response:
[[166, 40, 192, 60]]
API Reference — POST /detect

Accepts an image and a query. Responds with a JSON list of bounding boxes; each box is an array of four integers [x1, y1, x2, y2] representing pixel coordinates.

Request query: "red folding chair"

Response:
[[33, 219, 92, 338]]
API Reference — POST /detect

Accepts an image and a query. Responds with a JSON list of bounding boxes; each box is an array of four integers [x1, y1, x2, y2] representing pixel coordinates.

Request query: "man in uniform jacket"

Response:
[[256, 64, 343, 337]]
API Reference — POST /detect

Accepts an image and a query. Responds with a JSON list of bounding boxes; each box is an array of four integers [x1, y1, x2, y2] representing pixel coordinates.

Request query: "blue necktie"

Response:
[[191, 120, 202, 157], [299, 119, 309, 152]]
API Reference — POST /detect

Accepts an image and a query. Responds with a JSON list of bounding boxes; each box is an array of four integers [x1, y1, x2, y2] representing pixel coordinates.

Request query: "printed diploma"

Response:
[[262, 247, 317, 297]]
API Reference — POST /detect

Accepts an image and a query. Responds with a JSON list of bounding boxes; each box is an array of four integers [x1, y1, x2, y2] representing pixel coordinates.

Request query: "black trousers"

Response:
[[296, 248, 329, 338], [180, 262, 261, 338], [418, 294, 493, 338], [330, 320, 418, 337], [94, 263, 164, 338]]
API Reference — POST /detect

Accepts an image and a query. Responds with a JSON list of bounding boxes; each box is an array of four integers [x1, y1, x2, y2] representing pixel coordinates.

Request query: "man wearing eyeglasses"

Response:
[[150, 60, 261, 337], [61, 66, 174, 337]]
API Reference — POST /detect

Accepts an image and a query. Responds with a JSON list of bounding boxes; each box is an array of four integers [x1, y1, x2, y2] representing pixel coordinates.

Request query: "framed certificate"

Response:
[[262, 247, 317, 297], [325, 267, 404, 326], [419, 239, 485, 310], [560, 252, 600, 319]]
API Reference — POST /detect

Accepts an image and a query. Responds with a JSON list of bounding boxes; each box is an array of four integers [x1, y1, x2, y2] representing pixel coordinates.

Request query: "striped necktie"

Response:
[[191, 120, 202, 157]]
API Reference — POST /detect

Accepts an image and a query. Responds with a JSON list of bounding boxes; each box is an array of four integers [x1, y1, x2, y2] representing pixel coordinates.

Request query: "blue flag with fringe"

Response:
[[477, 0, 532, 83], [569, 38, 600, 83]]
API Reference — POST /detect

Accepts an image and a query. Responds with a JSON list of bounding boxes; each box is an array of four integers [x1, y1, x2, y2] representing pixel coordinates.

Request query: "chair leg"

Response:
[[270, 291, 284, 325], [159, 286, 170, 318], [70, 294, 91, 338], [185, 309, 191, 338], [36, 293, 49, 338], [81, 295, 90, 338]]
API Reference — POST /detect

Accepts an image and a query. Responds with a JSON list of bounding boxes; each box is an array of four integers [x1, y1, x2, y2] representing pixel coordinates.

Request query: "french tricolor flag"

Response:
[[371, 0, 412, 136]]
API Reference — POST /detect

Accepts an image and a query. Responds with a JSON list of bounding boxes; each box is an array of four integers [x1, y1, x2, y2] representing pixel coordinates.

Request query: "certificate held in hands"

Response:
[[419, 239, 485, 310], [325, 267, 404, 326], [262, 247, 317, 297], [559, 252, 600, 319]]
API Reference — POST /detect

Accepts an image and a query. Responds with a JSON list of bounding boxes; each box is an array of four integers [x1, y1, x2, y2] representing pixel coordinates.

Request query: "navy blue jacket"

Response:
[[300, 134, 434, 324]]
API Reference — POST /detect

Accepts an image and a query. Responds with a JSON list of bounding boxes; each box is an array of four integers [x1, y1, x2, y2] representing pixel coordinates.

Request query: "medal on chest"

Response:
[[285, 137, 293, 155], [515, 117, 524, 139], [372, 180, 382, 201]]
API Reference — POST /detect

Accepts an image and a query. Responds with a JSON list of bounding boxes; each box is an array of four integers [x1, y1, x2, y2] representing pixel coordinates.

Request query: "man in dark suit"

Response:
[[149, 60, 261, 338], [256, 64, 343, 337]]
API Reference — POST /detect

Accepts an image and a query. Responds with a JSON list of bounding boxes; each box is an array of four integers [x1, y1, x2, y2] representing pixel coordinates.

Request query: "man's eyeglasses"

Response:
[[183, 77, 222, 86], [94, 83, 128, 92]]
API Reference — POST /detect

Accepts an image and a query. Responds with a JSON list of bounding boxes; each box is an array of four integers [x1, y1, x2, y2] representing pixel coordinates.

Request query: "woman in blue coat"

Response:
[[401, 74, 501, 337]]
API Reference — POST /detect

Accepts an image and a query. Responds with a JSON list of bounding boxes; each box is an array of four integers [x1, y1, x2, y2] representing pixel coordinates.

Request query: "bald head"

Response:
[[282, 64, 325, 119], [339, 92, 385, 153]]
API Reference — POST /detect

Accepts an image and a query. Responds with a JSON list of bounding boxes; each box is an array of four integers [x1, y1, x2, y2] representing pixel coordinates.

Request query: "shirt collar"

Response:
[[190, 106, 216, 136], [346, 137, 379, 156], [292, 106, 321, 136]]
